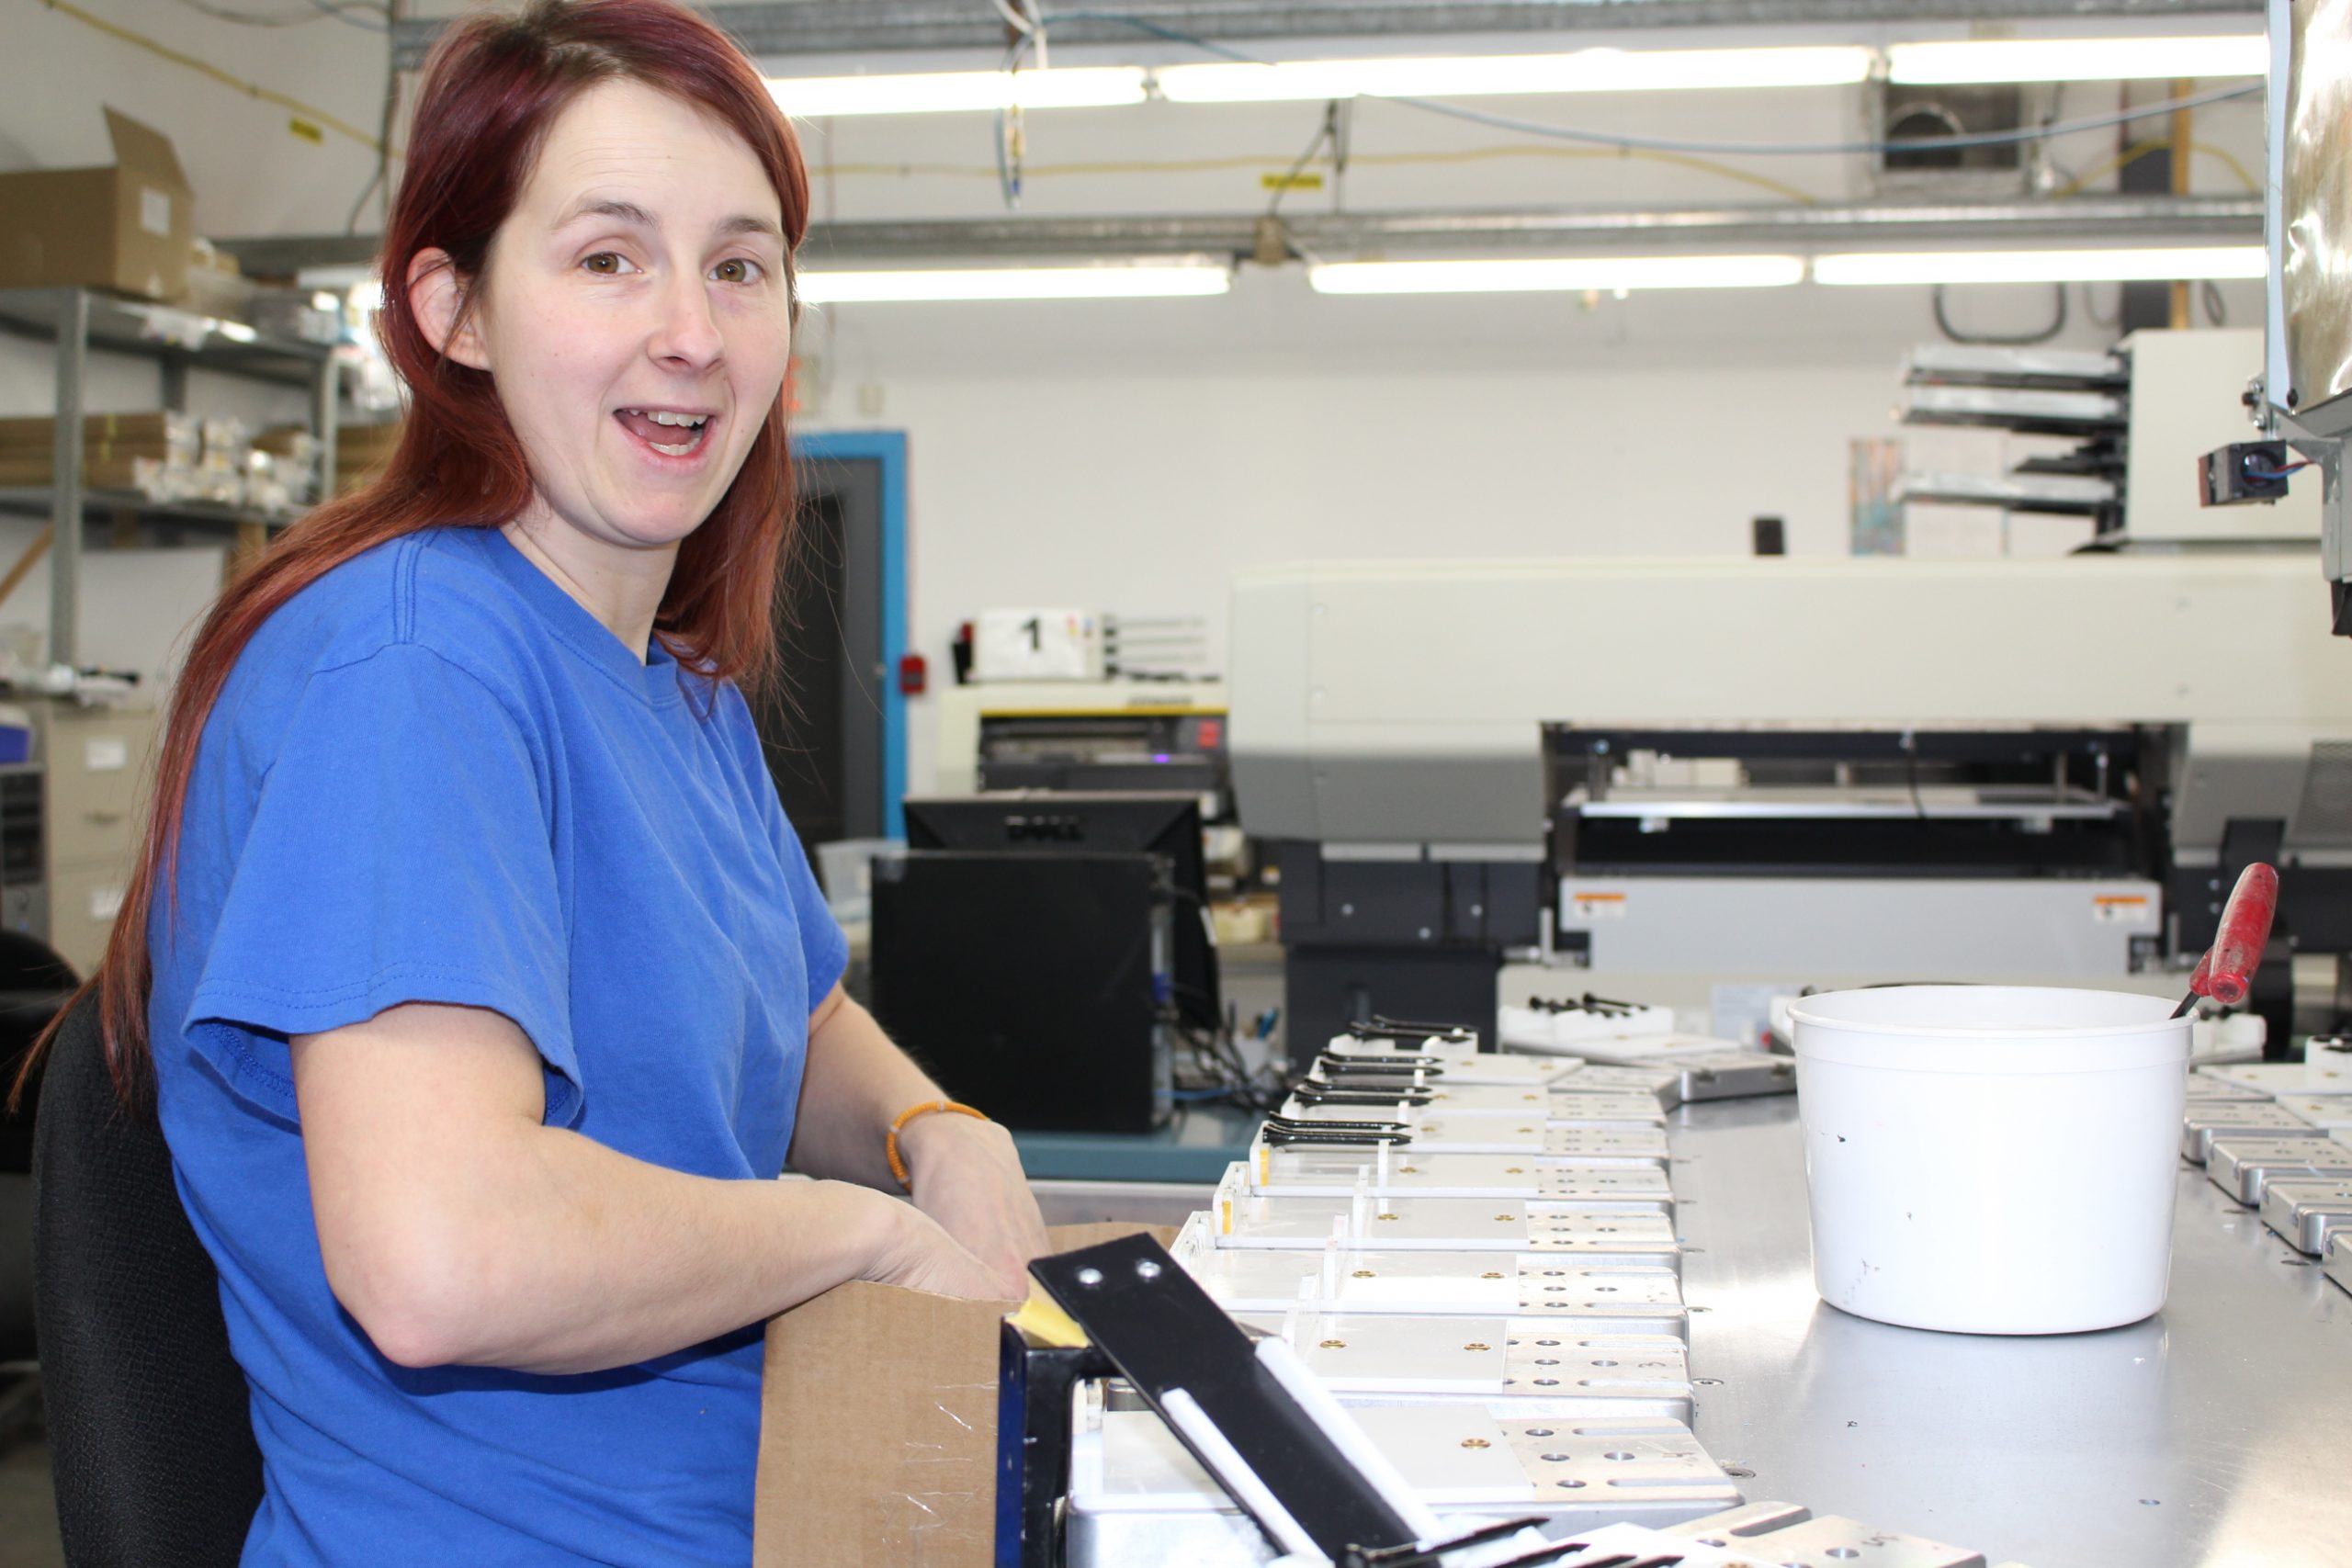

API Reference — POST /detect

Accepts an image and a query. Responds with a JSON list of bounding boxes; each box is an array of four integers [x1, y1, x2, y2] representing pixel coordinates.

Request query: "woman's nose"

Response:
[[648, 271, 723, 369]]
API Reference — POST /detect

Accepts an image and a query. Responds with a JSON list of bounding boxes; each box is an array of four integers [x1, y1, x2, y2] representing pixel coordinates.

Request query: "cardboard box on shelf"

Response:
[[0, 452, 180, 498], [0, 108, 195, 300], [0, 411, 198, 455], [753, 1221, 1176, 1568]]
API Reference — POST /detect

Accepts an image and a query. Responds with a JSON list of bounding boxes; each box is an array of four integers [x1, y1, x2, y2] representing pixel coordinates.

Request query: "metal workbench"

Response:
[[1677, 1097, 2352, 1568]]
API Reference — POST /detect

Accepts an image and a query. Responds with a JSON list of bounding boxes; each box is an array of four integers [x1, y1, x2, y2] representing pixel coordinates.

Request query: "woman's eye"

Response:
[[582, 252, 636, 276], [711, 258, 764, 285]]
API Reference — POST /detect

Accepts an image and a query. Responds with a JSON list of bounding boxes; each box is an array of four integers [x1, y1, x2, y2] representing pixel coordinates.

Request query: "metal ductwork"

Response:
[[391, 0, 2261, 71]]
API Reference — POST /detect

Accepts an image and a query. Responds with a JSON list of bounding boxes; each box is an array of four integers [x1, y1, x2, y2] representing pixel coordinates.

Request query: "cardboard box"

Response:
[[755, 1222, 1176, 1567], [0, 108, 195, 300], [0, 412, 197, 452], [0, 453, 170, 492]]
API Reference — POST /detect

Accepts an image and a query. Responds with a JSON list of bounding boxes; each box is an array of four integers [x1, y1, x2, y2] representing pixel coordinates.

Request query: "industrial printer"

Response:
[[1229, 553, 2352, 1056]]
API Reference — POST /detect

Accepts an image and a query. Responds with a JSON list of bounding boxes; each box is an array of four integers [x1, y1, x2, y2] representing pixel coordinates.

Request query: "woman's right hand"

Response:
[[863, 1190, 1027, 1301]]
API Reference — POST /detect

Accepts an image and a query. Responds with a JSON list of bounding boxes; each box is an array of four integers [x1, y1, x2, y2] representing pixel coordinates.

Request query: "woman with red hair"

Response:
[[70, 2, 1046, 1561]]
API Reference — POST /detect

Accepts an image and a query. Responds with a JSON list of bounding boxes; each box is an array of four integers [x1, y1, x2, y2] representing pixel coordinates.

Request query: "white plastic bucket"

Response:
[[1785, 986, 2189, 1335]]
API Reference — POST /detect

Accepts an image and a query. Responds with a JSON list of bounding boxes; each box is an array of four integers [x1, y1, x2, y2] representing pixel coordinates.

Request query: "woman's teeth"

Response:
[[619, 408, 710, 457]]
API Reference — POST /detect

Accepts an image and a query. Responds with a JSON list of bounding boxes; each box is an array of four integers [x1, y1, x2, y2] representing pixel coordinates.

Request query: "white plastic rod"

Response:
[[1159, 1387, 1324, 1562], [1253, 1337, 1447, 1542]]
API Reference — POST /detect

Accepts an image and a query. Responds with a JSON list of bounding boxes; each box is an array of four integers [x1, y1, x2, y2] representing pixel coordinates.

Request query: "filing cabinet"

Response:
[[32, 702, 158, 977]]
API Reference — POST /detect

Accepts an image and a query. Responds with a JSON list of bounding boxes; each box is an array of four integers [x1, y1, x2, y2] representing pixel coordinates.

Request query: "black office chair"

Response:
[[32, 987, 262, 1566], [1, 931, 78, 1369]]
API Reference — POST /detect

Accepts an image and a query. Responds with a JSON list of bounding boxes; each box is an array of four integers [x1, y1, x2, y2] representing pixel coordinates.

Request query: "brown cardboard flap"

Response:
[[102, 108, 188, 187], [754, 1222, 1179, 1568]]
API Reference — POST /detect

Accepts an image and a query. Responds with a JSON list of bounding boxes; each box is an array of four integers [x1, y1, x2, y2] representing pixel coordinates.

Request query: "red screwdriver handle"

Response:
[[2192, 863, 2280, 1008]]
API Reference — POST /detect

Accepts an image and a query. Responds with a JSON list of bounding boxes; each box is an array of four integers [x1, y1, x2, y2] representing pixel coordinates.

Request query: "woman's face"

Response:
[[449, 79, 791, 558]]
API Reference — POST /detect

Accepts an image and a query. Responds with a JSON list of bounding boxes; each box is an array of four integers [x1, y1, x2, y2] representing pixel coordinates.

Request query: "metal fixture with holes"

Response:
[[2183, 1101, 2324, 1164], [1226, 1314, 1694, 1421], [1172, 1212, 1690, 1333], [1248, 1148, 1675, 1212], [2205, 1135, 2352, 1206], [2258, 1179, 2352, 1255]]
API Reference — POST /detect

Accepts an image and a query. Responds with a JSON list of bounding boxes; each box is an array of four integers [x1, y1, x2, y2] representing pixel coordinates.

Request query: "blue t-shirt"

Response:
[[149, 525, 849, 1567]]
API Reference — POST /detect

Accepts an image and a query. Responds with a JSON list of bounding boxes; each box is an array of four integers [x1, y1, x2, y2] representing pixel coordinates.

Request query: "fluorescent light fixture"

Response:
[[1309, 254, 1806, 295], [1160, 46, 1871, 103], [1887, 35, 2266, 84], [767, 67, 1147, 117], [1815, 247, 2267, 286], [798, 261, 1232, 303]]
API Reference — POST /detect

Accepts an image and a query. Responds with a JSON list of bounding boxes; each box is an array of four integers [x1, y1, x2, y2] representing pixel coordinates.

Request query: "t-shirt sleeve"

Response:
[[781, 816, 850, 1014], [720, 685, 848, 1013], [182, 643, 581, 1128]]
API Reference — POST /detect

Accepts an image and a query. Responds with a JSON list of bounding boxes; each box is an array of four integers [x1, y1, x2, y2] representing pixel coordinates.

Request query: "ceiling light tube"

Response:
[[1886, 35, 2266, 85], [1309, 254, 1806, 295], [1158, 46, 1871, 103], [1815, 247, 2267, 286], [767, 67, 1147, 117], [798, 261, 1232, 303]]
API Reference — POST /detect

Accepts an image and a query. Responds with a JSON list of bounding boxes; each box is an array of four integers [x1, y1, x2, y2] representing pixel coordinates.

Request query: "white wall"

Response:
[[796, 269, 2264, 792]]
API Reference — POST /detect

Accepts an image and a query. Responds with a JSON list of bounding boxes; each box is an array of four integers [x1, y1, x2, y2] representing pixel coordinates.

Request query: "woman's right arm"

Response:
[[291, 1000, 1012, 1377]]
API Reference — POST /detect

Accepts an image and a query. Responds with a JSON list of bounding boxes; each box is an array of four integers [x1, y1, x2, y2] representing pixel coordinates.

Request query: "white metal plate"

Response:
[[1250, 1150, 1674, 1210], [1215, 1194, 1679, 1261], [2274, 1095, 2352, 1130], [2199, 1060, 2352, 1097]]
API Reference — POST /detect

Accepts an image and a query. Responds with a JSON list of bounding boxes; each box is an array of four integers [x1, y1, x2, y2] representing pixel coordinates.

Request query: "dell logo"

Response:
[[1006, 815, 1085, 843]]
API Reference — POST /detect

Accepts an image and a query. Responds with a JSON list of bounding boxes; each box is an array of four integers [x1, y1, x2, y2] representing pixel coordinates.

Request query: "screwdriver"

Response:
[[2172, 862, 2280, 1020]]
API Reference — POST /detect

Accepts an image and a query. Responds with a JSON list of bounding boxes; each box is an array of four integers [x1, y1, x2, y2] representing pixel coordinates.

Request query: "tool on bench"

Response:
[[2173, 863, 2279, 1019]]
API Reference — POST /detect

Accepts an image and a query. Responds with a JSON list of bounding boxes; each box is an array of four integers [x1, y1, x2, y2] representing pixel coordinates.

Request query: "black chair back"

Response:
[[32, 989, 261, 1566]]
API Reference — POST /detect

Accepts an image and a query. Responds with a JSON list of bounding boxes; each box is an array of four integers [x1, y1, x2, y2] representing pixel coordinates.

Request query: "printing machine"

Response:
[[1229, 554, 2352, 1058], [933, 676, 1232, 818]]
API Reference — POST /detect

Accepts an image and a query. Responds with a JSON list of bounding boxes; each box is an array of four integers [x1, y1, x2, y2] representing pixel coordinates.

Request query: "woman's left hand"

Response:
[[899, 1111, 1052, 1298]]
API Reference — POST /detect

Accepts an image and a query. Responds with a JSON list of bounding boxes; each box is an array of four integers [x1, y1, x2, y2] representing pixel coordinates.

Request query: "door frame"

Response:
[[791, 430, 910, 839]]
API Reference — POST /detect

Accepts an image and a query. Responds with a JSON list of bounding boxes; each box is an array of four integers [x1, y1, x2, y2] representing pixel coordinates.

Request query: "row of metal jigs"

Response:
[[1046, 1015, 2045, 1566], [2182, 1039, 2352, 1296]]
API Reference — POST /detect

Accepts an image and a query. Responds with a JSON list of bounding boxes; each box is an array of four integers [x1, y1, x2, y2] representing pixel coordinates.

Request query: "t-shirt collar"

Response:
[[468, 526, 684, 707]]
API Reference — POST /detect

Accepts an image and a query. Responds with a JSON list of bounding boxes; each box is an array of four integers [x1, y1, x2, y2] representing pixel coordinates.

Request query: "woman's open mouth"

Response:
[[614, 407, 715, 460]]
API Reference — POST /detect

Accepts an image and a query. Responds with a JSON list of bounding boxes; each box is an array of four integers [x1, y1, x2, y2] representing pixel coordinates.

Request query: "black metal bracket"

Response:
[[1345, 1016, 1477, 1049], [1262, 1114, 1412, 1148], [1290, 1082, 1437, 1108], [1315, 1052, 1448, 1077]]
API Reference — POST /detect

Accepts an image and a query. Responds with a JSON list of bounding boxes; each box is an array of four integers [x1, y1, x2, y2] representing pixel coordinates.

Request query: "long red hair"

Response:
[[26, 0, 811, 1103]]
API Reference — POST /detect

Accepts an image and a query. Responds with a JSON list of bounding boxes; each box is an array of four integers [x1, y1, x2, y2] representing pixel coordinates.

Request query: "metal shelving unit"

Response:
[[0, 286, 340, 666]]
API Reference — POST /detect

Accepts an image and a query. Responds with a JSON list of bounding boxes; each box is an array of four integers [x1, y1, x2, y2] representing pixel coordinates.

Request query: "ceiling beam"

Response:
[[392, 0, 2260, 71], [220, 195, 2258, 276]]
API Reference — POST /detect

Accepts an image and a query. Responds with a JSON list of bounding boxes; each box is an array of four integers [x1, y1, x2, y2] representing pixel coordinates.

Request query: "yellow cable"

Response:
[[816, 143, 1818, 206], [37, 0, 386, 152], [2051, 138, 2258, 199]]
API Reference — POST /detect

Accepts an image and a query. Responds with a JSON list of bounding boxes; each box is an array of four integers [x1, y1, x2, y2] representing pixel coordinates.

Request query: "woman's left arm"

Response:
[[789, 983, 1050, 1292]]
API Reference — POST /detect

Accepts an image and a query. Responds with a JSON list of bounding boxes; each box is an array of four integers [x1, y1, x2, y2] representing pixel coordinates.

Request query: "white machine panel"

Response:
[[1229, 555, 2352, 847], [1554, 876, 2162, 977]]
